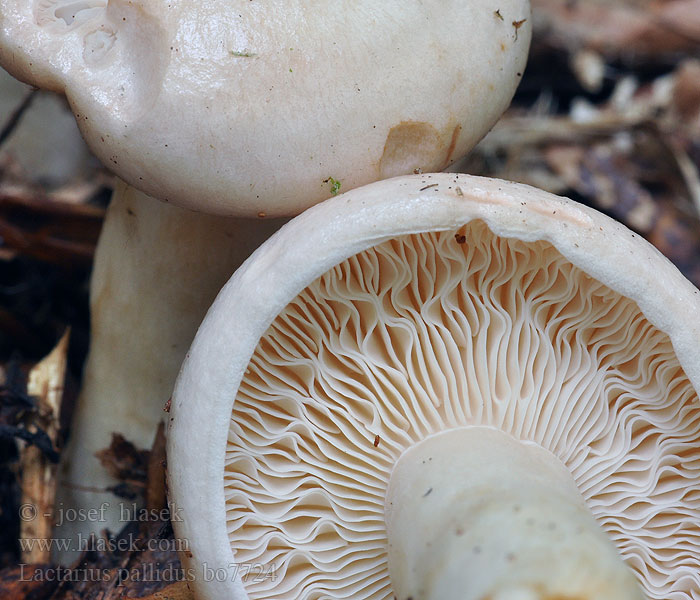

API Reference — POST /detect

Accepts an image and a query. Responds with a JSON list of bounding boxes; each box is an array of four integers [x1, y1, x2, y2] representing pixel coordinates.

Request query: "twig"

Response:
[[0, 89, 38, 149]]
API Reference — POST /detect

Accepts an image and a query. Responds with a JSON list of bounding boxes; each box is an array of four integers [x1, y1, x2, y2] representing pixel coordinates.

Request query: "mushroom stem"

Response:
[[385, 427, 644, 600], [55, 181, 283, 561]]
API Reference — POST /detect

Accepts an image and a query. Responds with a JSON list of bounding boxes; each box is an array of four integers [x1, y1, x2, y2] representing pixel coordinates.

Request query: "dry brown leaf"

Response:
[[533, 0, 700, 63], [0, 564, 59, 598], [95, 434, 149, 500], [0, 185, 105, 268], [132, 581, 194, 600]]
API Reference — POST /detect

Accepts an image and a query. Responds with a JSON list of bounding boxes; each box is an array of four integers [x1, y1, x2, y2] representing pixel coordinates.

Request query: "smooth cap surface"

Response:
[[0, 0, 530, 215]]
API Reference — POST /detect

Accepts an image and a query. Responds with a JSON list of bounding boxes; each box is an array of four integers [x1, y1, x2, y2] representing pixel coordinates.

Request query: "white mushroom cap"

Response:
[[169, 174, 700, 600], [0, 0, 530, 216]]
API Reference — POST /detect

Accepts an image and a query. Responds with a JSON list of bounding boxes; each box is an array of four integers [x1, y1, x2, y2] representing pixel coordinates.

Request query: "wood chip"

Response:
[[20, 329, 69, 564]]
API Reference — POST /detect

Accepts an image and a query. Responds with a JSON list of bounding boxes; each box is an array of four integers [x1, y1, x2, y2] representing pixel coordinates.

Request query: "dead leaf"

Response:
[[95, 434, 149, 500], [134, 581, 194, 600], [0, 564, 59, 598], [533, 0, 700, 64], [0, 185, 105, 268]]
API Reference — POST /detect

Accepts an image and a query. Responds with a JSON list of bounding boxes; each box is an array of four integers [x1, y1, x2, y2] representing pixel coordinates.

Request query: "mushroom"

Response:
[[0, 0, 532, 553], [0, 0, 530, 215], [169, 173, 700, 600]]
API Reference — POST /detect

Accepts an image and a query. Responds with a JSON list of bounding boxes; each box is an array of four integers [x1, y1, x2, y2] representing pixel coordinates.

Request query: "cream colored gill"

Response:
[[226, 221, 700, 599]]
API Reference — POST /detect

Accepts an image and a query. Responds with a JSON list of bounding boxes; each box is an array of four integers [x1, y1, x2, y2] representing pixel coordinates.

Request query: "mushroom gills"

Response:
[[227, 221, 700, 599]]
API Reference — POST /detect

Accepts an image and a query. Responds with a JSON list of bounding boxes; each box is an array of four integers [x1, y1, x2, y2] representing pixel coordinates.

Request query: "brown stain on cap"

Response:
[[379, 121, 464, 178], [379, 121, 442, 179], [441, 124, 462, 170], [379, 121, 462, 179]]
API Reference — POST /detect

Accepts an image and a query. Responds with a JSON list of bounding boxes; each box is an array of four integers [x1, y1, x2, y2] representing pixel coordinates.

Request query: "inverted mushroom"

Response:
[[0, 0, 531, 549], [169, 174, 700, 600]]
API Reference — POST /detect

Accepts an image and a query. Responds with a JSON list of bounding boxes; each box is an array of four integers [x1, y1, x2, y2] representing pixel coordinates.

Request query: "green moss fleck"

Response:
[[324, 177, 341, 195]]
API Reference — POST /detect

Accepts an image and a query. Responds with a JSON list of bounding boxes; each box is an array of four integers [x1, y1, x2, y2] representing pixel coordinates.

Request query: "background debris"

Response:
[[95, 434, 149, 501], [20, 330, 69, 564]]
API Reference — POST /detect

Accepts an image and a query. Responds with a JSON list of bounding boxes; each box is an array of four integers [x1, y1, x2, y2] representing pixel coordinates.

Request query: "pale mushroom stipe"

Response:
[[169, 174, 700, 600], [0, 0, 532, 555]]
